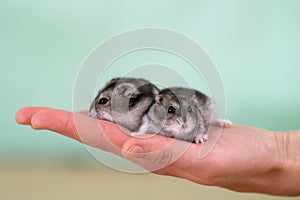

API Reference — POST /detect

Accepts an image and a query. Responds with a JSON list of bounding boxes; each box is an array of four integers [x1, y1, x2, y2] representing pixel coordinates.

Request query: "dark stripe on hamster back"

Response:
[[128, 82, 158, 110]]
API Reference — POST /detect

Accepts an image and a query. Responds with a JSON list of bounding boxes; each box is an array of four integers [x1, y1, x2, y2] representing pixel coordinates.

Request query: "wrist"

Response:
[[271, 131, 300, 196], [273, 131, 300, 171]]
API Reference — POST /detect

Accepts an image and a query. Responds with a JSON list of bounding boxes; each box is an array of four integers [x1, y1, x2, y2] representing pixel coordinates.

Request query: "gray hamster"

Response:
[[89, 77, 159, 132], [133, 87, 231, 143]]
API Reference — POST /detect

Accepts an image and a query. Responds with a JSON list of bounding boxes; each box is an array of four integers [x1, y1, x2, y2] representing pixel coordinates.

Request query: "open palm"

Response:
[[16, 107, 299, 196]]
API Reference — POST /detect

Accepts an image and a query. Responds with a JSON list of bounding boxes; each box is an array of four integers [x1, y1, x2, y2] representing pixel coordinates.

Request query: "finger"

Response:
[[121, 134, 199, 173], [30, 108, 80, 141], [73, 112, 131, 153], [27, 108, 131, 155], [122, 134, 174, 154], [15, 106, 52, 125]]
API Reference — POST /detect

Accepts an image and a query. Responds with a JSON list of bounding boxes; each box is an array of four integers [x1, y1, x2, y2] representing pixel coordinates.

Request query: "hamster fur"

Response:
[[89, 77, 159, 132], [134, 87, 231, 143]]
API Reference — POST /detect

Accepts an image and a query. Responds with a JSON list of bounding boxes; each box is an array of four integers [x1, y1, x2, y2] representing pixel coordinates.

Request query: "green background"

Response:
[[1, 0, 299, 199]]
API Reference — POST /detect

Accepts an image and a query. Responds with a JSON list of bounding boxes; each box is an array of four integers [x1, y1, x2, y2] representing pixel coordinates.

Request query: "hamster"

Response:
[[133, 87, 231, 143], [89, 77, 159, 132]]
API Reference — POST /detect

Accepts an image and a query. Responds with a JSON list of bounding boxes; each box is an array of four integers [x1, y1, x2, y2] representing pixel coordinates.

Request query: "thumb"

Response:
[[121, 134, 192, 172]]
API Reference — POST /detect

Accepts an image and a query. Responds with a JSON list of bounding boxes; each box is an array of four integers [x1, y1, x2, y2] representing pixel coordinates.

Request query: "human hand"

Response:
[[15, 107, 300, 196]]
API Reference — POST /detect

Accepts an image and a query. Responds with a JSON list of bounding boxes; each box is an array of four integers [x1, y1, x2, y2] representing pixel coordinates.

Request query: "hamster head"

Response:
[[89, 77, 159, 131], [89, 78, 117, 121], [151, 88, 202, 141]]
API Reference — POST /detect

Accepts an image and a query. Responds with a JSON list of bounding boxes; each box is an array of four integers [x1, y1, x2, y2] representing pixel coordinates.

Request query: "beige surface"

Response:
[[0, 163, 298, 200]]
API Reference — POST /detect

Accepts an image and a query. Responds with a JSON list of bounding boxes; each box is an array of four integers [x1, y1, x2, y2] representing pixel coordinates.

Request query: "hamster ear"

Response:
[[117, 86, 136, 98], [103, 78, 120, 89], [155, 95, 163, 104], [123, 88, 135, 98], [107, 78, 120, 85], [191, 94, 198, 103]]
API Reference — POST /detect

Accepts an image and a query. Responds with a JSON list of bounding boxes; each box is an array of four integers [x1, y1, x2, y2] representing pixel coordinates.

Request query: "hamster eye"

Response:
[[99, 98, 108, 105], [167, 106, 176, 114], [188, 106, 193, 113]]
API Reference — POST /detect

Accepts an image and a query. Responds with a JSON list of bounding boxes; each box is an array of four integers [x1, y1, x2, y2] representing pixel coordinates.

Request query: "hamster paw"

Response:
[[212, 119, 232, 128], [194, 133, 208, 144], [131, 132, 142, 136], [220, 119, 233, 128]]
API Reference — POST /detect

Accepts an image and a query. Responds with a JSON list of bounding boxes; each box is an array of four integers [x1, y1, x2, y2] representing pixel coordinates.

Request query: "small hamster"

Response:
[[133, 87, 231, 143], [89, 77, 159, 132]]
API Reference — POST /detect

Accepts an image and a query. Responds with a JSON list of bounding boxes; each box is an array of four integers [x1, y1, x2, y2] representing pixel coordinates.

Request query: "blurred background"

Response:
[[1, 0, 300, 199]]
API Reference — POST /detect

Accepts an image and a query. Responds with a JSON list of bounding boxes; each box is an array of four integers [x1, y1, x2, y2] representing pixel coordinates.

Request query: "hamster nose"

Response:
[[181, 123, 188, 129]]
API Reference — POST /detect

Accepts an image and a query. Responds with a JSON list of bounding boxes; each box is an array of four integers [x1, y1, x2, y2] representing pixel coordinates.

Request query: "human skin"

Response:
[[15, 107, 300, 196]]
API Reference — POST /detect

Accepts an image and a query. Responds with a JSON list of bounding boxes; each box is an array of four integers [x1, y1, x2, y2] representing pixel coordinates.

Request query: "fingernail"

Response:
[[122, 145, 144, 158]]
